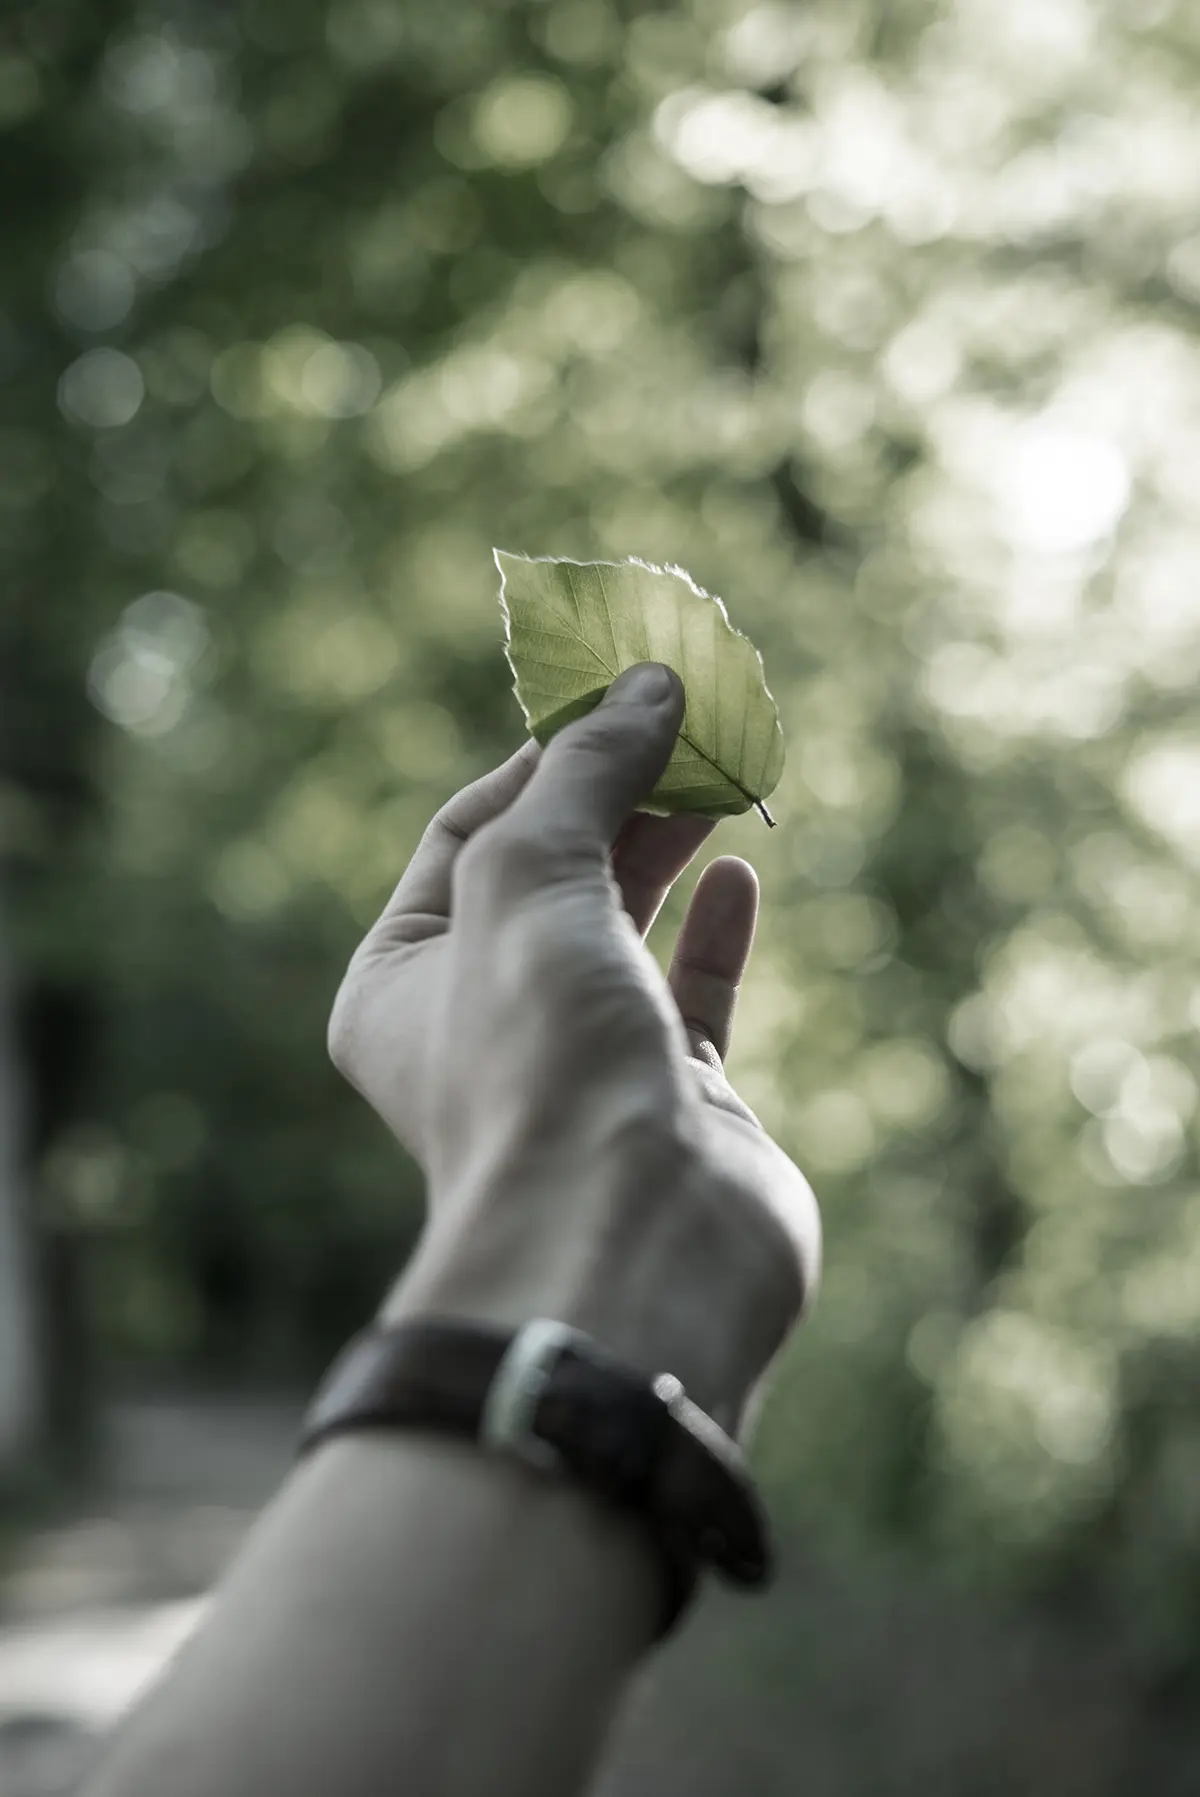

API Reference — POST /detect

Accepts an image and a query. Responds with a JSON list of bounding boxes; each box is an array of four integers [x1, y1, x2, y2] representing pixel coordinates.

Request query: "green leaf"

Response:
[[496, 551, 785, 824]]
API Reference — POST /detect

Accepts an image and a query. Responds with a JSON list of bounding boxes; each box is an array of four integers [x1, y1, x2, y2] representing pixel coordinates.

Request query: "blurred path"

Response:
[[0, 1392, 303, 1796]]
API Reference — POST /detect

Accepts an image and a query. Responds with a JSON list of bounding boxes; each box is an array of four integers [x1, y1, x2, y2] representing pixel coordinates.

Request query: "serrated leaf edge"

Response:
[[494, 548, 783, 815]]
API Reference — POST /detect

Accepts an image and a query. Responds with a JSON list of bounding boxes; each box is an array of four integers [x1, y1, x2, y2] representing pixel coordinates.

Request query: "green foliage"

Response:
[[498, 551, 784, 818], [4, 0, 1200, 1684]]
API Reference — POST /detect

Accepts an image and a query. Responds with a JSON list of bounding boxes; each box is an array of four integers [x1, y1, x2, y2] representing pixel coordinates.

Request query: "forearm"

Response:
[[89, 1430, 663, 1797]]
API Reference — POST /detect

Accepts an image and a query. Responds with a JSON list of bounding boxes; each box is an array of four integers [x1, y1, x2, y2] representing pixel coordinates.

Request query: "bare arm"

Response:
[[88, 664, 819, 1797], [88, 1436, 664, 1797]]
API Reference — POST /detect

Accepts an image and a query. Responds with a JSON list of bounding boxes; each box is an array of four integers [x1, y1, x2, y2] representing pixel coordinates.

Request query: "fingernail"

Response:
[[607, 663, 676, 706]]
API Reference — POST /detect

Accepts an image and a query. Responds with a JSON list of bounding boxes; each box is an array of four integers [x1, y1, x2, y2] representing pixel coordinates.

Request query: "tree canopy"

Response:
[[5, 0, 1200, 1681]]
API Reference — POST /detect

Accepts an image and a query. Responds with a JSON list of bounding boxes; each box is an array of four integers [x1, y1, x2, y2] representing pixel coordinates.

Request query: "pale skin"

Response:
[[87, 663, 821, 1797]]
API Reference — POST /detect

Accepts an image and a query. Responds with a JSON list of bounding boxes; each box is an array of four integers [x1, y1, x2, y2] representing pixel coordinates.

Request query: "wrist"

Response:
[[300, 1315, 772, 1636], [380, 1154, 770, 1437]]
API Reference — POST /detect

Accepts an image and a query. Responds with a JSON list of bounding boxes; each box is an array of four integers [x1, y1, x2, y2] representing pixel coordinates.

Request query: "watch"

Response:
[[298, 1316, 774, 1639]]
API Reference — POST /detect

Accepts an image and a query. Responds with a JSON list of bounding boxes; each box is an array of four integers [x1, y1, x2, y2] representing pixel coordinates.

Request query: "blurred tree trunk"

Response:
[[0, 903, 39, 1471], [0, 6, 116, 1471]]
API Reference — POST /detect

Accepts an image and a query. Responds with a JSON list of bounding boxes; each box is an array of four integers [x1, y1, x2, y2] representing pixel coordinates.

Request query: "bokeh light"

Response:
[[8, 0, 1200, 1784]]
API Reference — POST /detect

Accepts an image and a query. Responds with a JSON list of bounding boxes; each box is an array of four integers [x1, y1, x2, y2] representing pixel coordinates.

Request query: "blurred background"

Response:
[[3, 0, 1200, 1790]]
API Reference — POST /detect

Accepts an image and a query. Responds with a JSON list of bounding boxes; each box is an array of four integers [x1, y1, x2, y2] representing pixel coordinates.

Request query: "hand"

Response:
[[328, 665, 820, 1433]]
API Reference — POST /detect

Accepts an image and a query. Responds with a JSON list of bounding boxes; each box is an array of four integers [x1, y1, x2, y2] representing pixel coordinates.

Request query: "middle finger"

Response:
[[610, 812, 715, 936]]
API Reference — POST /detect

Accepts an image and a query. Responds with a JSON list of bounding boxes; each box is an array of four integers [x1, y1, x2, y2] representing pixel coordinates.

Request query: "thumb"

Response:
[[508, 663, 685, 849]]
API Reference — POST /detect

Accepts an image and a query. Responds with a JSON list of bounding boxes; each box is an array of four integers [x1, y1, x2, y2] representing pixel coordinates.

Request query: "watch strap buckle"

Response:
[[479, 1317, 584, 1474]]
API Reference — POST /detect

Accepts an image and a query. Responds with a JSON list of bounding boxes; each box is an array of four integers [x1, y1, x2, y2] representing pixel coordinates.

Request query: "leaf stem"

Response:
[[676, 725, 777, 829]]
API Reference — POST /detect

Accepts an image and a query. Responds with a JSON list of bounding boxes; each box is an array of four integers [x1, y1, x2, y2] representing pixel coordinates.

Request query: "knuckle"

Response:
[[450, 824, 496, 892], [487, 823, 560, 885], [453, 818, 592, 906], [552, 715, 638, 782], [563, 712, 626, 757], [452, 819, 542, 905]]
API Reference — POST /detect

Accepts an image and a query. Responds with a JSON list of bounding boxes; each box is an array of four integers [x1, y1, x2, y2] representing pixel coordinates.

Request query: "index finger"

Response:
[[370, 739, 540, 947]]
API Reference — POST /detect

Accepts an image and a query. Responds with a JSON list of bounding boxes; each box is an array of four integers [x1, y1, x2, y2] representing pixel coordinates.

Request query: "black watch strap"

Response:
[[298, 1318, 773, 1639]]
